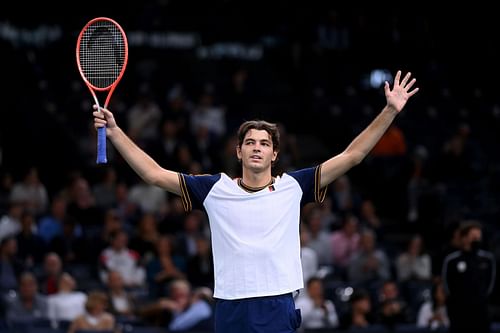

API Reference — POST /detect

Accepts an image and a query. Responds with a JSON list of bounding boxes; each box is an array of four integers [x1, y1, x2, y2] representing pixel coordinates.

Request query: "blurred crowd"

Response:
[[2, 3, 500, 333]]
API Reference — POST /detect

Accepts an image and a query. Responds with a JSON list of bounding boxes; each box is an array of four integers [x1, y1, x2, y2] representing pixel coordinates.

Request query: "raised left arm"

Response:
[[320, 70, 419, 188]]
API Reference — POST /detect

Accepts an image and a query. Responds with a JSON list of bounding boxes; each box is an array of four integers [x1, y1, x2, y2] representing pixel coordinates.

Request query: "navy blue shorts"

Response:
[[214, 293, 302, 333]]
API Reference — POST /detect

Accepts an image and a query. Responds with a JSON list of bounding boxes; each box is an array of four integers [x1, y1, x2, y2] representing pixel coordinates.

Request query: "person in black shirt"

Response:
[[442, 220, 496, 333]]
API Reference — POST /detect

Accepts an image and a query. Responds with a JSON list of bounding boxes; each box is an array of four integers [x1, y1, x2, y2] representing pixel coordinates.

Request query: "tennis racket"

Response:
[[76, 17, 128, 164]]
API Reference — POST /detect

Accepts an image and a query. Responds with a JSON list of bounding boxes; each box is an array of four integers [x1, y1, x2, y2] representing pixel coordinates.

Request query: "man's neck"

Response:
[[241, 171, 273, 188]]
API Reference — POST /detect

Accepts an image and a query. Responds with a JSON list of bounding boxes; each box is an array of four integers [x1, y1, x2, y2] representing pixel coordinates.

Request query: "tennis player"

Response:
[[93, 70, 418, 332]]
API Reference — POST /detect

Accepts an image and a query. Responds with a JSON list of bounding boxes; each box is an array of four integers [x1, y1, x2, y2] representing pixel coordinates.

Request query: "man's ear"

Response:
[[236, 146, 242, 160], [272, 151, 278, 162]]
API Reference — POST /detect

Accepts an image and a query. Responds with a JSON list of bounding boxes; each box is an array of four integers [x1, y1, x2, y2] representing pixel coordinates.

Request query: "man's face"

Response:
[[464, 227, 482, 249], [237, 129, 277, 173]]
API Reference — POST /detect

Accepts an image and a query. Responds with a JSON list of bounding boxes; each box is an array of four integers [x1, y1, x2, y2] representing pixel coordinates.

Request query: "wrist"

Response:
[[383, 105, 399, 116], [107, 126, 121, 140]]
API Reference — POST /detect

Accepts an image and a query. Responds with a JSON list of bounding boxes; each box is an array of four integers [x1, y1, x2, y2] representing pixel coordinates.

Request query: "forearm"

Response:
[[343, 105, 398, 160], [320, 106, 398, 187], [108, 127, 180, 194]]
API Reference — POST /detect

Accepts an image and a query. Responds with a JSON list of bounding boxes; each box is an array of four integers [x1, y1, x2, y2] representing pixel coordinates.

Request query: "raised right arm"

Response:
[[93, 107, 181, 195]]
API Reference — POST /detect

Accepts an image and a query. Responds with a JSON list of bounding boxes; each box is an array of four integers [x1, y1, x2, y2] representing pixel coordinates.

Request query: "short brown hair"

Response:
[[459, 220, 483, 237], [459, 220, 482, 238], [237, 120, 280, 152], [85, 290, 109, 312]]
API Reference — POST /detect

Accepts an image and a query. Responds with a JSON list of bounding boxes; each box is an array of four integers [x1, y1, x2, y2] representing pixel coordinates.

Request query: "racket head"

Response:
[[76, 17, 128, 92]]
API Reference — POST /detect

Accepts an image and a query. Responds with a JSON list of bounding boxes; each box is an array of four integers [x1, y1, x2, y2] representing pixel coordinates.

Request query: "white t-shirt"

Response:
[[47, 291, 87, 322], [180, 166, 326, 299]]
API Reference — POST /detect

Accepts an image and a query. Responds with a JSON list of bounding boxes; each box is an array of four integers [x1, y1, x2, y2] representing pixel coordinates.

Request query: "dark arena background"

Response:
[[1, 2, 500, 333]]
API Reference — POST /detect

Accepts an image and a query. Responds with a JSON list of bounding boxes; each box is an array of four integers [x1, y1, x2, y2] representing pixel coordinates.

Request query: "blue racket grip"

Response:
[[96, 127, 107, 164]]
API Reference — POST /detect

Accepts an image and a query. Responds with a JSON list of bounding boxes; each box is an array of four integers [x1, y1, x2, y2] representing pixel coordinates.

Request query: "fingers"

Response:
[[400, 72, 411, 86], [407, 87, 420, 97], [384, 81, 390, 94], [394, 70, 402, 85]]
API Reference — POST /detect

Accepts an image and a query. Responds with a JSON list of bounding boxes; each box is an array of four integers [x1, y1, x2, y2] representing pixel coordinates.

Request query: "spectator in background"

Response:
[[377, 280, 413, 329], [5, 272, 48, 324], [370, 124, 407, 157], [67, 290, 115, 333], [65, 175, 101, 227], [190, 87, 226, 140], [128, 212, 160, 262], [300, 225, 319, 287], [15, 210, 45, 266], [128, 181, 168, 217], [114, 181, 140, 225], [140, 278, 192, 327], [359, 199, 383, 238], [0, 201, 23, 243], [38, 252, 63, 295], [347, 229, 390, 288], [47, 273, 87, 327], [304, 205, 332, 266], [9, 167, 49, 217], [176, 211, 207, 259], [295, 277, 339, 330], [396, 234, 431, 282], [92, 166, 118, 210], [99, 230, 146, 289], [396, 234, 432, 313], [105, 270, 137, 320], [38, 195, 68, 245], [442, 220, 496, 333], [331, 213, 360, 276], [0, 237, 24, 294], [126, 90, 162, 147], [48, 217, 86, 264], [339, 289, 375, 330], [416, 280, 449, 330], [330, 175, 362, 217], [168, 286, 214, 332], [146, 235, 186, 298], [186, 236, 214, 289]]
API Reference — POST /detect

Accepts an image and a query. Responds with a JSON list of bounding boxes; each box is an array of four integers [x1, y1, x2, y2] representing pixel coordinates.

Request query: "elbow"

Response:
[[347, 151, 365, 166], [142, 171, 161, 186]]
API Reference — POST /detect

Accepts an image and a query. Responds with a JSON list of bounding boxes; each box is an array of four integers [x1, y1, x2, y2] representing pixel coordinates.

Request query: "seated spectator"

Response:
[[347, 229, 390, 288], [16, 210, 46, 266], [416, 280, 449, 330], [303, 205, 332, 266], [186, 236, 214, 289], [146, 235, 185, 298], [99, 230, 146, 289], [295, 277, 339, 330], [395, 234, 432, 283], [139, 278, 192, 327], [0, 237, 24, 294], [38, 252, 64, 295], [339, 289, 375, 330], [377, 280, 413, 330], [0, 201, 23, 243], [105, 270, 137, 320], [37, 195, 67, 245], [128, 212, 160, 261], [331, 213, 360, 275], [47, 273, 87, 327], [9, 167, 49, 217], [67, 290, 115, 333], [48, 217, 86, 264], [300, 224, 319, 286], [168, 286, 214, 332], [4, 272, 48, 324]]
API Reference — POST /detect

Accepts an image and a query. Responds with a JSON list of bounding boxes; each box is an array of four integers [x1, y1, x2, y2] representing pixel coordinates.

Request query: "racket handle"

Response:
[[96, 127, 108, 164]]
